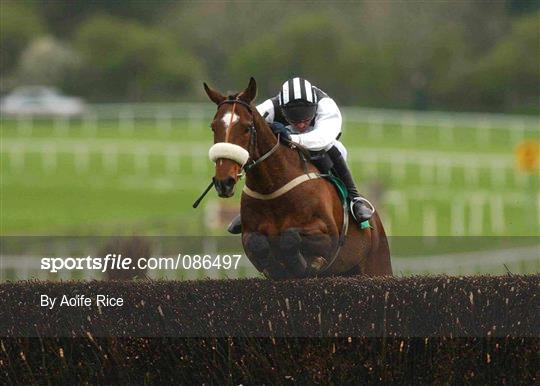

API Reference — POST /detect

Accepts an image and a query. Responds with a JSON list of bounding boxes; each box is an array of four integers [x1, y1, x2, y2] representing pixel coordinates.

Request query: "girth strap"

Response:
[[242, 172, 320, 200]]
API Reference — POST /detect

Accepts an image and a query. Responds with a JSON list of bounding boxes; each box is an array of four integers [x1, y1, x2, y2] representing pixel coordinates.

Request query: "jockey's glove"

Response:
[[270, 122, 291, 141]]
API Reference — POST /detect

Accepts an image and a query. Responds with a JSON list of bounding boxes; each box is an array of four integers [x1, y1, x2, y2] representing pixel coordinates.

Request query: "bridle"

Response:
[[215, 98, 281, 176]]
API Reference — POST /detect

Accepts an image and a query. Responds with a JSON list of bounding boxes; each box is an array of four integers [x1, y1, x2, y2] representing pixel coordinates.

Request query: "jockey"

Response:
[[227, 77, 374, 234]]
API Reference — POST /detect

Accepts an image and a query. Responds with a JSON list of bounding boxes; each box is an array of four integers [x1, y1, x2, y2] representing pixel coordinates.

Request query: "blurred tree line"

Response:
[[1, 0, 538, 112]]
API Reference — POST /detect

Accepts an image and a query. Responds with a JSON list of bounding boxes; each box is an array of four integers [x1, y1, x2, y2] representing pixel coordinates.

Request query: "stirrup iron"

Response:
[[350, 197, 375, 222]]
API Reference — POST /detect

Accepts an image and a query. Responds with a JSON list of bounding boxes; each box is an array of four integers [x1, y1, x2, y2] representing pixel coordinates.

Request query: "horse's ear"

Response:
[[204, 82, 225, 105], [238, 77, 257, 103]]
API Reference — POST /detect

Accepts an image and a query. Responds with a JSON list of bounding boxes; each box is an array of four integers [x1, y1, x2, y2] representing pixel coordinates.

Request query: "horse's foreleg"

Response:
[[243, 231, 272, 272], [277, 229, 309, 277], [299, 231, 337, 274], [243, 232, 291, 280], [300, 232, 336, 259]]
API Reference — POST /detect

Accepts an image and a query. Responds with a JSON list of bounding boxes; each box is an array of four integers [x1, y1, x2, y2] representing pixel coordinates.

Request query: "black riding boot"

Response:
[[227, 214, 242, 234], [327, 146, 374, 223]]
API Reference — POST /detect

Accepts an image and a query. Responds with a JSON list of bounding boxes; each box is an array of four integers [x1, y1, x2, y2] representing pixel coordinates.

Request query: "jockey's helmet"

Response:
[[279, 77, 317, 124]]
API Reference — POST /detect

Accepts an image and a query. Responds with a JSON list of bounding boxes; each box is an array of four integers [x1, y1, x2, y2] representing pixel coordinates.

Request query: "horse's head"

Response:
[[204, 77, 257, 197]]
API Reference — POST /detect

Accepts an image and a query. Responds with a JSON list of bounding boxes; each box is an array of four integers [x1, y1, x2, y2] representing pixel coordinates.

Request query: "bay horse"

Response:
[[204, 77, 392, 279]]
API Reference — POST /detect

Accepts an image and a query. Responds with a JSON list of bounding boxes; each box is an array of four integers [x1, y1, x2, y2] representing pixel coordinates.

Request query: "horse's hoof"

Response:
[[262, 266, 291, 280], [288, 254, 308, 277], [310, 256, 327, 271]]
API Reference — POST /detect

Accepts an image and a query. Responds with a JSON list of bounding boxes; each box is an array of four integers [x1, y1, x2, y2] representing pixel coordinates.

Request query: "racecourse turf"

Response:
[[1, 115, 538, 236]]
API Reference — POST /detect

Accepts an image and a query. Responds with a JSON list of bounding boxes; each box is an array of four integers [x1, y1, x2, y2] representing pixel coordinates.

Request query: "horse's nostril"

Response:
[[214, 176, 236, 196], [224, 176, 236, 189]]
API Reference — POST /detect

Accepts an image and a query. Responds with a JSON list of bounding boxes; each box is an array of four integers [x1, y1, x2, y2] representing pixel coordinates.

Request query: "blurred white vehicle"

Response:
[[0, 86, 86, 117]]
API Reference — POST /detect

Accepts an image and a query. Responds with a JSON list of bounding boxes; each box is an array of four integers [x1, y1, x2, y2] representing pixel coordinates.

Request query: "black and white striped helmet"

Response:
[[278, 77, 318, 123]]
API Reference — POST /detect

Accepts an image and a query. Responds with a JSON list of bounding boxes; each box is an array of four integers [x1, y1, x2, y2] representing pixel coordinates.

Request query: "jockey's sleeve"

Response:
[[256, 99, 274, 123], [289, 97, 342, 151]]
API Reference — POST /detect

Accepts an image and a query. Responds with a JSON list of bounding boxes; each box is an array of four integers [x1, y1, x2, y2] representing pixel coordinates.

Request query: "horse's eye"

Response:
[[210, 124, 215, 132]]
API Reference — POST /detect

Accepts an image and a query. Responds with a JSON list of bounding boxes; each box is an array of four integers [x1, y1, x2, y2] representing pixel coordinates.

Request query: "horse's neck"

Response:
[[246, 113, 306, 194]]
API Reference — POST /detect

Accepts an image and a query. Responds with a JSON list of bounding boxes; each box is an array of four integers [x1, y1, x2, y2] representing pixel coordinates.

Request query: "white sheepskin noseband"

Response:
[[208, 142, 250, 167]]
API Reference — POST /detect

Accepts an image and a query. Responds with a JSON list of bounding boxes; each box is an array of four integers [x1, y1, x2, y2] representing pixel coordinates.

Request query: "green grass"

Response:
[[1, 116, 538, 236]]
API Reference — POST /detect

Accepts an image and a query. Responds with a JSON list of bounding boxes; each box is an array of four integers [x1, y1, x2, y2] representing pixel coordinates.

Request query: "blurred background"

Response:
[[1, 0, 539, 278]]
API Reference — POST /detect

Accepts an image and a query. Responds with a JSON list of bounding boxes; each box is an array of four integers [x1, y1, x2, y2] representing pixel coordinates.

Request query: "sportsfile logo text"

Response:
[[40, 254, 243, 273]]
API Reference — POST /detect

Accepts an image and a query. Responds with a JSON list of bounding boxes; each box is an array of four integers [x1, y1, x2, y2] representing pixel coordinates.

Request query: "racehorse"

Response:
[[204, 78, 392, 279]]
